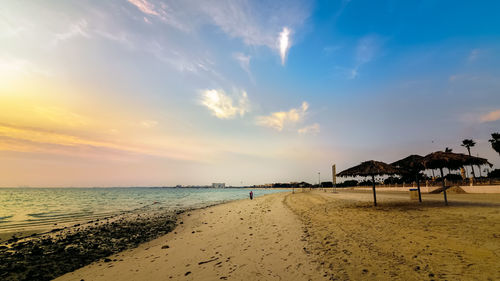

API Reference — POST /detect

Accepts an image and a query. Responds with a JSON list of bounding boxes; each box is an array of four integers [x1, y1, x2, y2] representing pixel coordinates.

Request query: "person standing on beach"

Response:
[[249, 191, 253, 200]]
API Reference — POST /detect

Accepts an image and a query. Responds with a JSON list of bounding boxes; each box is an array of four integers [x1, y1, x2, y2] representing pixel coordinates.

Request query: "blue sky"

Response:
[[1, 0, 499, 186]]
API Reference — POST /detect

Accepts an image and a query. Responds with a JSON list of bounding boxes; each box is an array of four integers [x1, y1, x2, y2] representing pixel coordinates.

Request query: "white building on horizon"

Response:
[[212, 183, 225, 188]]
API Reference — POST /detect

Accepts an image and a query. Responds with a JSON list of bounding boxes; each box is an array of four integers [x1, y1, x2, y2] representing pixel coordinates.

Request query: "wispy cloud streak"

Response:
[[348, 35, 383, 79], [127, 0, 188, 30], [233, 52, 251, 75], [127, 0, 159, 16]]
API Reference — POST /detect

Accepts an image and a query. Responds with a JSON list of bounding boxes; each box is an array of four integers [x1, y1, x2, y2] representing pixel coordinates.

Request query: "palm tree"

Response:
[[461, 139, 476, 178], [490, 133, 500, 156]]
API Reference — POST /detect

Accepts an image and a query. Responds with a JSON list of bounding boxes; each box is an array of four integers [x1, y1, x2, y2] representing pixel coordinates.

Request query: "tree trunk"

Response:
[[467, 148, 476, 179], [440, 168, 448, 205], [371, 174, 377, 207]]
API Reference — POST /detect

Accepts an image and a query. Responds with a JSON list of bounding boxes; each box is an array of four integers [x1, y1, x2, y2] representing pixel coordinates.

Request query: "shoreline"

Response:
[[0, 207, 178, 281], [0, 203, 169, 243], [56, 191, 323, 281], [0, 188, 289, 243], [0, 192, 283, 281]]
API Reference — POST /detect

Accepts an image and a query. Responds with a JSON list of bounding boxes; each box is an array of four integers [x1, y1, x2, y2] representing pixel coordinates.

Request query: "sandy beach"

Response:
[[56, 192, 322, 281], [286, 190, 500, 280], [55, 190, 500, 281]]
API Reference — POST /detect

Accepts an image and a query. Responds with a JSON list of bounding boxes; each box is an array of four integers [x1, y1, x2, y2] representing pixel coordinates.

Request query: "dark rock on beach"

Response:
[[0, 212, 177, 281]]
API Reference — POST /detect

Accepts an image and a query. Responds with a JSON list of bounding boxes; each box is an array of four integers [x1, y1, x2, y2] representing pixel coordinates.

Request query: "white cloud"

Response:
[[480, 109, 500, 123], [298, 123, 320, 135], [256, 102, 309, 131], [201, 89, 250, 119], [279, 27, 291, 65]]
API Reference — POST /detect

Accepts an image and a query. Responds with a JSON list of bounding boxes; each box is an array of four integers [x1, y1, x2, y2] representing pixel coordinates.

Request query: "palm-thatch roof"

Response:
[[421, 151, 470, 170], [391, 154, 425, 203], [421, 151, 482, 206], [337, 160, 400, 177], [463, 155, 492, 167], [391, 155, 424, 172]]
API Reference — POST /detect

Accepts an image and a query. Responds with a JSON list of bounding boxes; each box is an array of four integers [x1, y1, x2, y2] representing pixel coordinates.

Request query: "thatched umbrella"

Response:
[[463, 155, 492, 178], [337, 160, 400, 206], [391, 155, 424, 203], [422, 151, 472, 205]]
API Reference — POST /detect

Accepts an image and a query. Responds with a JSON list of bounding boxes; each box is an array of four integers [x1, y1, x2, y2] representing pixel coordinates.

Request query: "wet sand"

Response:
[[56, 192, 322, 281], [1, 210, 177, 281], [56, 190, 500, 280]]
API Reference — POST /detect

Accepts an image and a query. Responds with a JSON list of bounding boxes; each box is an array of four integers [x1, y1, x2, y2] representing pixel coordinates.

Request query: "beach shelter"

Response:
[[463, 155, 492, 178], [422, 151, 474, 205], [337, 160, 400, 206], [391, 155, 425, 203]]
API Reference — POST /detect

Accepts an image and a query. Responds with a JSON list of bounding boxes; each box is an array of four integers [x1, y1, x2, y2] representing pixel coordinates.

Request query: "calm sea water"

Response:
[[0, 187, 288, 233]]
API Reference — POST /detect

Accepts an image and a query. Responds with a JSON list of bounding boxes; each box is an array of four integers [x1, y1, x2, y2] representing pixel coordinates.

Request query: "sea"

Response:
[[0, 187, 288, 234]]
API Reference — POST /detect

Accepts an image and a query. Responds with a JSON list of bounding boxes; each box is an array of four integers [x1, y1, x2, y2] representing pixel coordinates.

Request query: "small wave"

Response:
[[27, 212, 54, 218], [28, 211, 92, 219], [0, 215, 13, 221], [27, 213, 88, 220]]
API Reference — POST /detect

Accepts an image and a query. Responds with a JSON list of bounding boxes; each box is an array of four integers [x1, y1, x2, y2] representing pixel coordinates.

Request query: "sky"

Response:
[[1, 0, 499, 187]]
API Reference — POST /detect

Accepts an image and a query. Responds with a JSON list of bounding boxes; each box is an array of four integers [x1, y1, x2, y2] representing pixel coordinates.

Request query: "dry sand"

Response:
[[285, 190, 500, 280], [56, 190, 500, 281], [56, 192, 323, 281]]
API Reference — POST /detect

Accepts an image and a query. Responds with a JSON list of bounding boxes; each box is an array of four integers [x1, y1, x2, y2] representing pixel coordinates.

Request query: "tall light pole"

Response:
[[332, 164, 336, 192]]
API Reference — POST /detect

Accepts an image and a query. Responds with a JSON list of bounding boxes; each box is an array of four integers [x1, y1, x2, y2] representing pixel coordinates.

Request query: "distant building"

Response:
[[212, 183, 225, 188]]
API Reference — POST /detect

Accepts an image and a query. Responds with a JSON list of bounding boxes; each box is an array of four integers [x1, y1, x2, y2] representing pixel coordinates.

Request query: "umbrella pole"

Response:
[[416, 173, 422, 203], [371, 174, 377, 206], [440, 168, 448, 205]]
